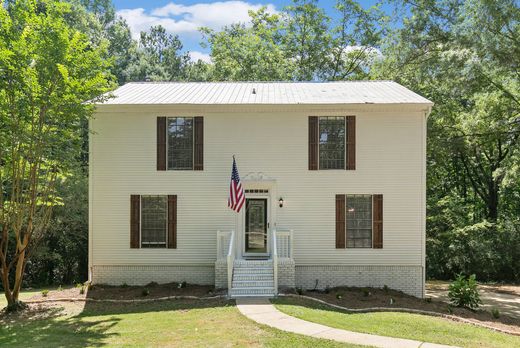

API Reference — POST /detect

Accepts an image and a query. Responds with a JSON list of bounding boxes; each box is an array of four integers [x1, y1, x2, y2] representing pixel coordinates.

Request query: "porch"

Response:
[[216, 229, 295, 298]]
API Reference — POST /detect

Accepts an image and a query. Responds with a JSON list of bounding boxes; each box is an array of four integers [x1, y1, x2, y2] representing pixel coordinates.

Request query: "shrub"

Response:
[[383, 285, 389, 293], [121, 283, 129, 288], [389, 297, 395, 305], [361, 288, 370, 297], [296, 287, 304, 295], [448, 274, 482, 309], [425, 297, 432, 303], [447, 304, 453, 314], [141, 288, 150, 296], [336, 292, 343, 300], [79, 286, 85, 295], [75, 283, 83, 289], [177, 281, 187, 289], [491, 308, 500, 319], [41, 289, 49, 297], [146, 281, 159, 287], [57, 285, 62, 291]]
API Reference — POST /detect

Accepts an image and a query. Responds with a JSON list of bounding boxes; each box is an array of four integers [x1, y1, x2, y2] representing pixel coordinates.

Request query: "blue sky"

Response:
[[112, 1, 392, 62]]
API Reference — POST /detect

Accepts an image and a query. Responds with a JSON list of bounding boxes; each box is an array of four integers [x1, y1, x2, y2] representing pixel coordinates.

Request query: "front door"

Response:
[[245, 198, 268, 254]]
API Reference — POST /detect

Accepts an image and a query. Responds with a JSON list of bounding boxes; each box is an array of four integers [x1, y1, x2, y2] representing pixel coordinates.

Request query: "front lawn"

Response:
[[273, 297, 520, 348], [0, 298, 360, 347]]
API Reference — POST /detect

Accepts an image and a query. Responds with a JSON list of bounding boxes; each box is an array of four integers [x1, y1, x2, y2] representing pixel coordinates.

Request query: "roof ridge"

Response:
[[124, 80, 396, 85]]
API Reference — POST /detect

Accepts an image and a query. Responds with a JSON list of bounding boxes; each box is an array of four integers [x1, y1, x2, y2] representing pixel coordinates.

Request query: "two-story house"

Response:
[[89, 81, 433, 298]]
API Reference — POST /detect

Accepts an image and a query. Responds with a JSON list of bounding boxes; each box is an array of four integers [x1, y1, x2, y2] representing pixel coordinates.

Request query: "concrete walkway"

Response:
[[236, 297, 456, 348]]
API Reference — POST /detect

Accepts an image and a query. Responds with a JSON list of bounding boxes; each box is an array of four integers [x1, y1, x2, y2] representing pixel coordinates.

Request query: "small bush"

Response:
[[57, 285, 62, 291], [141, 288, 150, 296], [75, 283, 83, 289], [41, 289, 49, 297], [389, 297, 395, 305], [177, 281, 187, 289], [121, 283, 129, 288], [79, 286, 85, 295], [383, 285, 389, 293], [491, 308, 500, 319], [336, 292, 343, 300], [361, 288, 370, 297], [296, 287, 304, 295], [448, 274, 482, 309], [146, 281, 159, 288], [425, 297, 432, 303]]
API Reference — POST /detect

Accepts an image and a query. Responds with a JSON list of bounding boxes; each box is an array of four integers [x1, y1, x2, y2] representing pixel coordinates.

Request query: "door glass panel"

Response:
[[245, 199, 267, 253]]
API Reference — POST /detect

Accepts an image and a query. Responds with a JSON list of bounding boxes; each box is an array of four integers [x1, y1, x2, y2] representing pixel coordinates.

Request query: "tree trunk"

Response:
[[487, 180, 499, 221]]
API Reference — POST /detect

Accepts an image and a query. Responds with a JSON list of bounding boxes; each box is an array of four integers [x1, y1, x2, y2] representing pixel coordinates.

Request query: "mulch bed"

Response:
[[24, 282, 223, 302], [286, 286, 520, 334]]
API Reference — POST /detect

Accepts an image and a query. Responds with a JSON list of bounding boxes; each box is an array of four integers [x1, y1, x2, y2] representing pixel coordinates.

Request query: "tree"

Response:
[[126, 25, 189, 82], [0, 0, 114, 310], [201, 8, 293, 81], [283, 0, 331, 80]]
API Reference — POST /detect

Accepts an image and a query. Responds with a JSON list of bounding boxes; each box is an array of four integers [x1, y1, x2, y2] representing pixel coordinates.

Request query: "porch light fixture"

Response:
[[279, 197, 284, 208]]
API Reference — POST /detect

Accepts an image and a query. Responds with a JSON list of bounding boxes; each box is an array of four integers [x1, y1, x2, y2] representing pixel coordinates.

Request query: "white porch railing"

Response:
[[275, 229, 293, 259], [272, 229, 278, 295], [217, 230, 235, 296]]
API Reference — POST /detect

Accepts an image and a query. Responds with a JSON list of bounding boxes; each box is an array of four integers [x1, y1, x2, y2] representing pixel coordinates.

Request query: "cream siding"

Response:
[[89, 104, 426, 271]]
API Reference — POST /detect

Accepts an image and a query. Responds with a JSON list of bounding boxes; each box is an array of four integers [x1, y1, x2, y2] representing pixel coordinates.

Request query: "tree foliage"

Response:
[[0, 0, 114, 310]]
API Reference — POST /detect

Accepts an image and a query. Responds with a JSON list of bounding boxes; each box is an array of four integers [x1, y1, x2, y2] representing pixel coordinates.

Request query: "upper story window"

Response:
[[168, 117, 194, 170], [157, 117, 203, 171], [309, 116, 355, 170], [319, 117, 346, 170], [140, 195, 167, 248]]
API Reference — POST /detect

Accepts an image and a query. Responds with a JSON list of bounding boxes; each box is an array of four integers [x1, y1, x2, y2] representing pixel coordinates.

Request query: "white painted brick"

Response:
[[92, 265, 214, 286], [295, 265, 423, 298]]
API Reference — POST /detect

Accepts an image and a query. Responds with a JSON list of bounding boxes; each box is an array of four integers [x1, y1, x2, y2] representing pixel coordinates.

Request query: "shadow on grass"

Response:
[[0, 305, 121, 347]]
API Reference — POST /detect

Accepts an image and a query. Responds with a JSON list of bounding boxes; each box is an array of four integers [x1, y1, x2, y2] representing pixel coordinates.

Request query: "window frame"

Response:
[[166, 116, 195, 171], [139, 195, 168, 248], [318, 116, 347, 170], [345, 194, 373, 249]]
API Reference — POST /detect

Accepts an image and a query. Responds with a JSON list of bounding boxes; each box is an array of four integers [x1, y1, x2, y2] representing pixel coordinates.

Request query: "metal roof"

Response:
[[97, 81, 433, 106]]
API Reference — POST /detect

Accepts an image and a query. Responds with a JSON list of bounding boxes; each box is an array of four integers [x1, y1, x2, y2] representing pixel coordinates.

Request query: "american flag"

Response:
[[228, 156, 245, 213]]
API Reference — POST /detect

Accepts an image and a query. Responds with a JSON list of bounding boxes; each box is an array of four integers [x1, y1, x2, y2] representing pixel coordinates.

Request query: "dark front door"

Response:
[[245, 198, 267, 253]]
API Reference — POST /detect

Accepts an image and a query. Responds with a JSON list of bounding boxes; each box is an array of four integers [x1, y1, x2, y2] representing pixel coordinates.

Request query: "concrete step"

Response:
[[234, 260, 272, 267], [233, 268, 273, 276], [232, 280, 274, 288], [230, 287, 275, 297], [233, 274, 274, 281]]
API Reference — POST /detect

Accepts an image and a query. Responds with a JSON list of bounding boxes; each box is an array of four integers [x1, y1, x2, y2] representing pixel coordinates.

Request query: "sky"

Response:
[[112, 0, 392, 63]]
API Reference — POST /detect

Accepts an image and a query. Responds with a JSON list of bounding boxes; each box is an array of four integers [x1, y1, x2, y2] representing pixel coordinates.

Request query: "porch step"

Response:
[[233, 274, 273, 281], [230, 287, 276, 297], [234, 267, 273, 275], [232, 280, 274, 288], [230, 259, 275, 299]]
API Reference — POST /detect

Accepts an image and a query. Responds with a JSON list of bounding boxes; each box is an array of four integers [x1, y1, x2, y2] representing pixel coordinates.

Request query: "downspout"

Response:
[[88, 116, 94, 284], [422, 106, 432, 297]]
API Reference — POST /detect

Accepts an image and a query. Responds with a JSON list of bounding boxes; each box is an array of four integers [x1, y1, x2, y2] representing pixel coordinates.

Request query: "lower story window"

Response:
[[346, 194, 372, 248], [141, 195, 167, 248]]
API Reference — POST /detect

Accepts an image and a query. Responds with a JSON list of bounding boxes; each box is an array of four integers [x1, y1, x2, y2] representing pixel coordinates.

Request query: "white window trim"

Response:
[[139, 195, 168, 248], [165, 116, 195, 171]]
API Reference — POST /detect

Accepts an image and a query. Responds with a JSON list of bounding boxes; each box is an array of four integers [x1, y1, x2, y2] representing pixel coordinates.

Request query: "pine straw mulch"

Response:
[[284, 286, 520, 335]]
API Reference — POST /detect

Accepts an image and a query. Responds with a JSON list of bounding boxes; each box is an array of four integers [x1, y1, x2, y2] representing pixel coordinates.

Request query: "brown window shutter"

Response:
[[168, 195, 177, 249], [335, 194, 346, 248], [373, 194, 383, 248], [346, 116, 356, 170], [130, 195, 140, 248], [309, 116, 318, 170], [194, 117, 204, 170], [157, 117, 166, 170]]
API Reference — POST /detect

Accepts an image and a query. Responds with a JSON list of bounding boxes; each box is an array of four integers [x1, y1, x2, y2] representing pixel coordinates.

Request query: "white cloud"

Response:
[[189, 51, 212, 63], [117, 1, 277, 40]]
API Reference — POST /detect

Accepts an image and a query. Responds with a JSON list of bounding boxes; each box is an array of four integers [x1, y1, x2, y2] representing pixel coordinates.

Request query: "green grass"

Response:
[[0, 298, 361, 347], [273, 297, 520, 348]]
